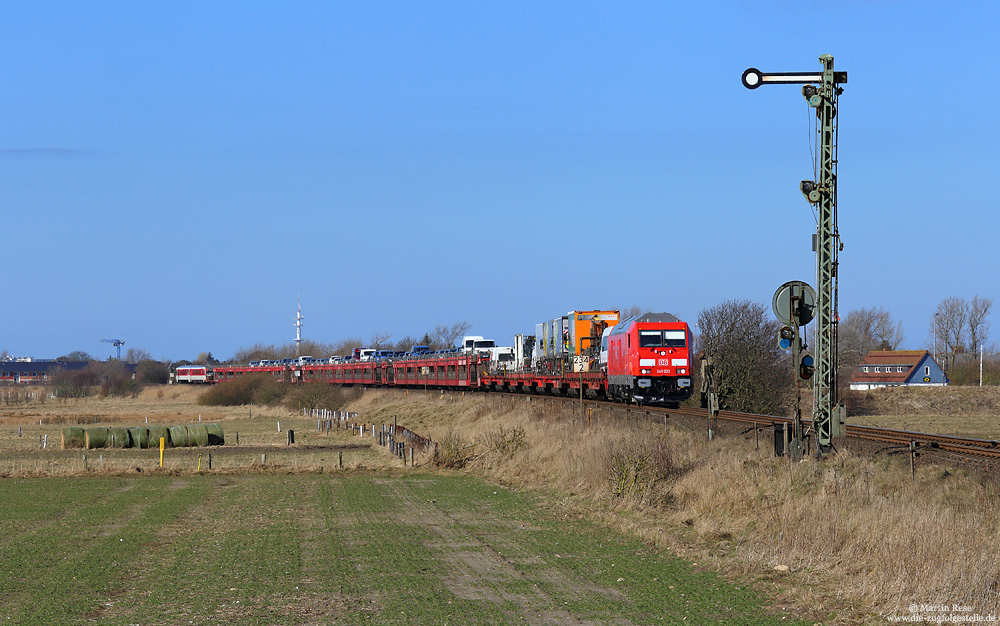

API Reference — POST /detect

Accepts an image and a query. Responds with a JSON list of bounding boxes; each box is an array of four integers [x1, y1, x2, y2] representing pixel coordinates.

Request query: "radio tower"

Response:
[[294, 297, 303, 356]]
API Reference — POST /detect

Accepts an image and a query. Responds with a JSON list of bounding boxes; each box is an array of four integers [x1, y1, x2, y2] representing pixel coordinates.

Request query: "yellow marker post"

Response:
[[197, 454, 202, 472], [159, 436, 165, 467]]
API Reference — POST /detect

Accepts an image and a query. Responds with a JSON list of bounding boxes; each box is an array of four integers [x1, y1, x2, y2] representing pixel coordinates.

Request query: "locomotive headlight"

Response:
[[678, 368, 687, 375]]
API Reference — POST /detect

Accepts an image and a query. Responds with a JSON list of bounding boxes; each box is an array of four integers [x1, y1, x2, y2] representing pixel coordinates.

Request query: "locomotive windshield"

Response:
[[638, 329, 687, 348]]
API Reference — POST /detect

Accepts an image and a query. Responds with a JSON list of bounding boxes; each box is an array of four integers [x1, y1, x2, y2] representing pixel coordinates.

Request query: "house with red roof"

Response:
[[848, 350, 949, 391]]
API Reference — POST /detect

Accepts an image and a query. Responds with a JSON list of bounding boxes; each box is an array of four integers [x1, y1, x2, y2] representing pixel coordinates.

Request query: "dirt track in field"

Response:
[[378, 478, 635, 626]]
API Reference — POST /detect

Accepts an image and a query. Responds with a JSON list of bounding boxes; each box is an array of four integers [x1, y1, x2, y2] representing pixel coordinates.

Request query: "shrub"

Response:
[[604, 435, 683, 502], [477, 425, 528, 459], [432, 431, 477, 469], [51, 367, 99, 398], [197, 374, 286, 406], [283, 384, 360, 413]]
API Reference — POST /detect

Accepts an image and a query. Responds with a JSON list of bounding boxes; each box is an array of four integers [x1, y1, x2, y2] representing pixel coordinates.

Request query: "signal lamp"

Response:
[[799, 353, 815, 380]]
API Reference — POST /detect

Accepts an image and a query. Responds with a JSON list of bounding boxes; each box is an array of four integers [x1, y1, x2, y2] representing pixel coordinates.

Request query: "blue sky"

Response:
[[2, 1, 998, 361]]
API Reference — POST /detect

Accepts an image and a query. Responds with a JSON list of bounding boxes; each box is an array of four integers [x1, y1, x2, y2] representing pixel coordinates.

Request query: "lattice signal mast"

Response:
[[743, 55, 848, 453]]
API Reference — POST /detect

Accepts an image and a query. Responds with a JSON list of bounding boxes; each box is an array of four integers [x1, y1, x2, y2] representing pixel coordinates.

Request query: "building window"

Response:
[[924, 365, 930, 376]]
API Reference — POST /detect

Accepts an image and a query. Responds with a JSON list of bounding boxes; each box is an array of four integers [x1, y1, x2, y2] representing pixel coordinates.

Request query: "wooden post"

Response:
[[339, 450, 343, 468], [909, 440, 916, 480]]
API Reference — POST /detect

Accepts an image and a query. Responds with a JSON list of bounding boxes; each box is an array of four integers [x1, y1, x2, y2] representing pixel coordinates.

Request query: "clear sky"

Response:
[[3, 1, 998, 362]]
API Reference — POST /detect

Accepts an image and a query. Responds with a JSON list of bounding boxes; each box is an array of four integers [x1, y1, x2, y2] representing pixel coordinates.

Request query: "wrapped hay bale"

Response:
[[206, 423, 225, 446], [61, 426, 85, 449], [108, 427, 133, 448], [187, 424, 210, 447], [128, 427, 149, 449], [85, 427, 109, 449], [168, 425, 189, 447], [147, 425, 171, 448]]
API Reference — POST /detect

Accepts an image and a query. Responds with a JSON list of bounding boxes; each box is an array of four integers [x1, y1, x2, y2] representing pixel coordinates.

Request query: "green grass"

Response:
[[0, 473, 806, 625]]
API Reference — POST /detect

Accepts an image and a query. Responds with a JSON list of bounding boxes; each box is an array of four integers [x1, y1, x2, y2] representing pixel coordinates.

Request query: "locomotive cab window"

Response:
[[639, 330, 687, 348], [639, 331, 662, 347], [664, 330, 686, 347]]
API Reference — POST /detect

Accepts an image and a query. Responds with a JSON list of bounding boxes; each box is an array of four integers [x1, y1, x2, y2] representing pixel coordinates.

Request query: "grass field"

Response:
[[0, 386, 393, 476], [0, 472, 806, 626]]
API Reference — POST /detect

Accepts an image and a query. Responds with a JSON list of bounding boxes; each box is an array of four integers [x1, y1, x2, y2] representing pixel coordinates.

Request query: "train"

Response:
[[180, 310, 694, 407]]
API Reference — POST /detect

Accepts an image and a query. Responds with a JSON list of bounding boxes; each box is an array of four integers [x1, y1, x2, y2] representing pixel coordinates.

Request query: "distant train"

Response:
[[182, 310, 693, 407]]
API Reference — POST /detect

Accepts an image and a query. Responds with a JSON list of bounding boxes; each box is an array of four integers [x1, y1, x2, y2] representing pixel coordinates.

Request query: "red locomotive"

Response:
[[605, 313, 692, 406]]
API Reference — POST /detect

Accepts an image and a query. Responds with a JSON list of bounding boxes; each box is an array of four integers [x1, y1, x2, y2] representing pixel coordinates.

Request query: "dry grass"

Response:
[[341, 389, 1000, 625]]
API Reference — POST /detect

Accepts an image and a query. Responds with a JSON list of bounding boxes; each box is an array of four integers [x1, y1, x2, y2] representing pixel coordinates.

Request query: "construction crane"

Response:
[[101, 339, 125, 360]]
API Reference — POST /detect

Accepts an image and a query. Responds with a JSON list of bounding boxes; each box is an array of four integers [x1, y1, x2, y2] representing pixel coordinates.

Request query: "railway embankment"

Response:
[[848, 385, 1000, 439], [346, 389, 1000, 626]]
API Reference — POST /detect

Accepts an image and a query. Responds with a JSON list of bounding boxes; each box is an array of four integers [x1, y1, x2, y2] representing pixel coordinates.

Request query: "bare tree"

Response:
[[431, 321, 472, 349], [839, 307, 904, 391], [231, 344, 279, 363], [195, 352, 219, 365], [697, 300, 791, 415], [618, 305, 643, 319], [390, 335, 422, 352], [934, 297, 969, 367], [967, 295, 993, 356], [840, 308, 904, 362], [369, 332, 392, 351], [332, 338, 363, 357], [124, 347, 152, 363]]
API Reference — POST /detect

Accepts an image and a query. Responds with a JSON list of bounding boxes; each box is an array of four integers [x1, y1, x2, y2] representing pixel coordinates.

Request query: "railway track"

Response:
[[563, 398, 1000, 463]]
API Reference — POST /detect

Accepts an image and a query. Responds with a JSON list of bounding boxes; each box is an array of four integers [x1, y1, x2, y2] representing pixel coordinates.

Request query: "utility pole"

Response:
[[743, 55, 847, 453]]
